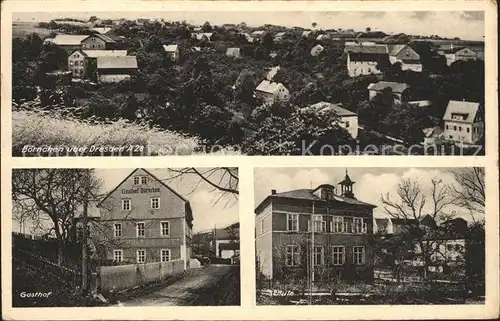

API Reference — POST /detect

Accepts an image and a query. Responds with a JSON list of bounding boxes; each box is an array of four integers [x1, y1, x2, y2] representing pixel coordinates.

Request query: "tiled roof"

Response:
[[386, 44, 406, 56], [443, 100, 480, 123], [266, 66, 280, 81], [367, 81, 410, 93], [52, 34, 89, 46], [97, 56, 138, 69], [270, 188, 375, 207], [308, 101, 357, 117], [82, 50, 127, 58], [255, 80, 285, 94], [345, 44, 388, 54], [163, 44, 178, 52]]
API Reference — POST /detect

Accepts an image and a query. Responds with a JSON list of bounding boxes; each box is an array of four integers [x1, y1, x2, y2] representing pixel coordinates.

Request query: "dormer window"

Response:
[[451, 113, 468, 121]]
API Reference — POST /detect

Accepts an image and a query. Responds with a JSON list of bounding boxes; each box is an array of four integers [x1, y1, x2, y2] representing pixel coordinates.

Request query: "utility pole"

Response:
[[309, 201, 315, 305], [81, 169, 90, 295]]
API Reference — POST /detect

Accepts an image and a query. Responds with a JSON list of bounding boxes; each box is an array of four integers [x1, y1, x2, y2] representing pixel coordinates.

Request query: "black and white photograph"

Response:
[[11, 10, 485, 156], [254, 167, 485, 305], [11, 167, 240, 307]]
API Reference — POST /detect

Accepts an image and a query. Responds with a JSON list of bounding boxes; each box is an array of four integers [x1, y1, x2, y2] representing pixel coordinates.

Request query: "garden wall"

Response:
[[95, 259, 184, 293]]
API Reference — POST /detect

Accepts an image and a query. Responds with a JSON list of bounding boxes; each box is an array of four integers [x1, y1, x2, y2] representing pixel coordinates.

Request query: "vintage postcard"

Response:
[[1, 0, 498, 320]]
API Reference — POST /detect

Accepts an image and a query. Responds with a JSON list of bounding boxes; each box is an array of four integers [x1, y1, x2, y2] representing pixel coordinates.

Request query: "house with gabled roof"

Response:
[[255, 172, 376, 282], [68, 49, 128, 78], [387, 44, 422, 72], [307, 102, 358, 138], [163, 44, 180, 62], [93, 169, 193, 268], [367, 81, 410, 102], [49, 34, 90, 52], [443, 100, 484, 145], [226, 47, 241, 58], [81, 33, 116, 50], [310, 44, 325, 57], [344, 43, 389, 77], [438, 46, 477, 66], [254, 80, 290, 105], [96, 55, 138, 83]]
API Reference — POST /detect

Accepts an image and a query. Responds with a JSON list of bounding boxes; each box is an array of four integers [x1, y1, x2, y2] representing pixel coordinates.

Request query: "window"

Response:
[[114, 223, 122, 237], [136, 250, 146, 263], [459, 126, 462, 132], [151, 197, 160, 209], [345, 121, 350, 128], [70, 61, 74, 66], [333, 216, 344, 233], [161, 249, 171, 262], [467, 128, 470, 133], [122, 199, 131, 211], [160, 221, 170, 236], [309, 215, 326, 232], [285, 245, 300, 266], [136, 222, 145, 237], [368, 68, 371, 73], [113, 250, 123, 262], [353, 246, 365, 265], [454, 126, 457, 131], [449, 135, 453, 139], [141, 176, 148, 185], [343, 221, 350, 233], [133, 176, 140, 185], [287, 214, 298, 231], [314, 246, 324, 266], [354, 218, 364, 233], [332, 246, 345, 265], [446, 124, 449, 130]]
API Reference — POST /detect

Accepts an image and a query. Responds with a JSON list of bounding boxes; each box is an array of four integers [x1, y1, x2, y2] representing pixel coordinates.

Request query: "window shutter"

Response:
[[329, 221, 333, 232], [362, 223, 367, 234], [307, 220, 311, 232]]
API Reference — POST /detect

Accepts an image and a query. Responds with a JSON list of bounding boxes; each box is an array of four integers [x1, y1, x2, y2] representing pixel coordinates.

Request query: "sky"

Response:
[[254, 167, 482, 222], [14, 11, 484, 41], [12, 168, 239, 234]]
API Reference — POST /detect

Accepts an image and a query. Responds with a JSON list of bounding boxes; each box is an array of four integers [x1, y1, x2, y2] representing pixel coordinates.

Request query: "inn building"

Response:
[[94, 168, 193, 268], [255, 172, 376, 282]]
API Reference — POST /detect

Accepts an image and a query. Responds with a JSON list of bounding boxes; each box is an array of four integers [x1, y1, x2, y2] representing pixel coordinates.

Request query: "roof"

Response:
[[96, 168, 193, 225], [91, 27, 113, 34], [440, 46, 475, 54], [87, 33, 115, 43], [255, 187, 376, 213], [194, 32, 213, 40], [266, 66, 280, 81], [408, 100, 432, 107], [422, 126, 444, 138], [339, 172, 355, 185], [219, 242, 240, 251], [367, 81, 410, 93], [443, 100, 480, 123], [345, 44, 388, 55], [386, 44, 406, 56], [163, 44, 178, 52], [275, 32, 286, 37], [52, 34, 89, 46], [316, 34, 330, 40], [97, 56, 138, 69], [302, 30, 312, 36], [255, 80, 286, 94], [308, 102, 357, 117], [82, 50, 127, 58], [252, 30, 265, 36]]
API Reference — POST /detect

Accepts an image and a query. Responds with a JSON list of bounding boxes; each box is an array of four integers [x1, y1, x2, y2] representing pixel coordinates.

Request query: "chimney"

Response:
[[271, 189, 277, 195]]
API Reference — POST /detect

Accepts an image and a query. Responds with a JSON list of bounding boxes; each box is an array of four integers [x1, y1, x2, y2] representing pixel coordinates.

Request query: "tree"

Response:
[[12, 169, 102, 266], [262, 32, 274, 51], [366, 27, 371, 32], [312, 22, 317, 29], [202, 21, 212, 32], [381, 177, 455, 279], [450, 168, 485, 220]]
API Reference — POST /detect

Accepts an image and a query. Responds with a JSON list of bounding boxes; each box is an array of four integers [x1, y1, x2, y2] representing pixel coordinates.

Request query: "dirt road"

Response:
[[117, 264, 240, 306]]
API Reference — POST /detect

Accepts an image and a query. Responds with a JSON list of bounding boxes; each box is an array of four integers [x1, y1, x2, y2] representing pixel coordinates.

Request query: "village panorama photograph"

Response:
[[11, 167, 240, 307], [11, 11, 485, 156], [254, 167, 485, 305]]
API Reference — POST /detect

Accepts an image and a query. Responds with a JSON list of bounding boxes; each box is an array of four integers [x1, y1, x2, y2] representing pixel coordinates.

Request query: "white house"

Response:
[[345, 43, 388, 77], [163, 44, 179, 62], [254, 80, 290, 105], [386, 44, 423, 72], [443, 100, 484, 145], [438, 46, 478, 66], [226, 47, 241, 58], [310, 44, 325, 57], [308, 101, 358, 139]]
